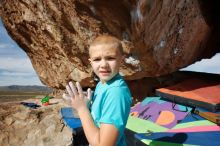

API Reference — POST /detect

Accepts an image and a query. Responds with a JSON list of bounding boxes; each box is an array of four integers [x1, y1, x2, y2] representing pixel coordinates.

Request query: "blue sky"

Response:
[[0, 18, 43, 86], [0, 18, 220, 86]]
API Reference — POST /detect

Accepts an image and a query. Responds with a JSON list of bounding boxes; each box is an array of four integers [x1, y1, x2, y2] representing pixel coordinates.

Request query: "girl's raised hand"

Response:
[[64, 81, 91, 111]]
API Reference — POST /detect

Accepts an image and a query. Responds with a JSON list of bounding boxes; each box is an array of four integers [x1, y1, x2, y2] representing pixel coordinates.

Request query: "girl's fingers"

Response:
[[66, 84, 74, 97], [69, 81, 78, 96], [87, 88, 91, 100], [76, 82, 83, 96]]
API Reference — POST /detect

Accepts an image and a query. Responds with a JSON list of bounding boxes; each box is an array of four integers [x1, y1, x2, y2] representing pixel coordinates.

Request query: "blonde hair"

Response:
[[89, 35, 123, 54]]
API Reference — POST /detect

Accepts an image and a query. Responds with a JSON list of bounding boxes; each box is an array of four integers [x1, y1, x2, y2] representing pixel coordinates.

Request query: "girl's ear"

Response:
[[88, 58, 92, 63]]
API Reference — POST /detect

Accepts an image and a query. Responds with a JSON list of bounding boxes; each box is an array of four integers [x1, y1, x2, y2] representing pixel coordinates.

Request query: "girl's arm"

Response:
[[66, 81, 119, 146], [78, 106, 119, 146]]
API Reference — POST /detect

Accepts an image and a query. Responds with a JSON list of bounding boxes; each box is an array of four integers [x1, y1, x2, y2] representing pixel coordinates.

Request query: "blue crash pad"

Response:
[[60, 107, 82, 131]]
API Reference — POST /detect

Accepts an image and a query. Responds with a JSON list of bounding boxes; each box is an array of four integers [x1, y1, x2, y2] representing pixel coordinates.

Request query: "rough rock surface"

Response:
[[0, 99, 72, 146], [0, 0, 220, 89]]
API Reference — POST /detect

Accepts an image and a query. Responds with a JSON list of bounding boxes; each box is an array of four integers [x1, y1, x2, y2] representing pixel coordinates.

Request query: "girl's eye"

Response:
[[106, 57, 116, 60], [92, 58, 101, 61]]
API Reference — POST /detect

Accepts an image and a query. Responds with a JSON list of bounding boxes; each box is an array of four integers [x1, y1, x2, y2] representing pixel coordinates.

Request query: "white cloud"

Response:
[[0, 57, 35, 73], [0, 75, 43, 86], [0, 43, 26, 59], [0, 44, 11, 49], [181, 53, 220, 74], [0, 70, 34, 76], [0, 57, 44, 86]]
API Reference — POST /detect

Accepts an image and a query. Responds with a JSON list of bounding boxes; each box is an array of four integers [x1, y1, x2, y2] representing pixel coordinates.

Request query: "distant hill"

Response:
[[0, 85, 53, 93]]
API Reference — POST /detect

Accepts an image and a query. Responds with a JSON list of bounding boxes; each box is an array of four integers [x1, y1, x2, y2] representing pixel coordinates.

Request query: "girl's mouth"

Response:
[[99, 71, 110, 75]]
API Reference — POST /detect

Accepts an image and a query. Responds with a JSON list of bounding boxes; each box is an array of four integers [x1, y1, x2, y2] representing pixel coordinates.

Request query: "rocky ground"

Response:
[[0, 98, 73, 146]]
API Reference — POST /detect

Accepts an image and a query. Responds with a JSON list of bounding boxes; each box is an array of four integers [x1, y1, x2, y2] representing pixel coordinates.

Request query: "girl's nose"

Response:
[[100, 59, 108, 67]]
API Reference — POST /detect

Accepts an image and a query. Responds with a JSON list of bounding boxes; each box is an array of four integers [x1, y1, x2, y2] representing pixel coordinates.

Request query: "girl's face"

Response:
[[89, 44, 123, 84]]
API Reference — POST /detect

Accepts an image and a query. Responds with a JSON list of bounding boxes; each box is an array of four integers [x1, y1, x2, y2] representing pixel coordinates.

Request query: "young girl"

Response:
[[65, 35, 132, 146]]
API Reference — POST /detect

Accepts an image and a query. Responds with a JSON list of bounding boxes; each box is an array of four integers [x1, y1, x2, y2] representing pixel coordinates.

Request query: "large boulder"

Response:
[[0, 0, 219, 89]]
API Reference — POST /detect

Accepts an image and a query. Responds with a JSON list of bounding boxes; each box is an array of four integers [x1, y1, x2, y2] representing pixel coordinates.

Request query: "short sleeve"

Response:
[[99, 86, 131, 133]]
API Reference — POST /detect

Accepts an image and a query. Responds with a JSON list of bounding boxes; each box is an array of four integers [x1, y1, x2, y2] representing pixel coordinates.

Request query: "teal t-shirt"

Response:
[[91, 74, 132, 146]]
